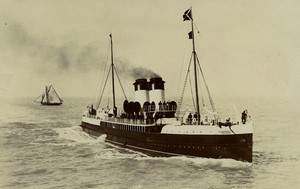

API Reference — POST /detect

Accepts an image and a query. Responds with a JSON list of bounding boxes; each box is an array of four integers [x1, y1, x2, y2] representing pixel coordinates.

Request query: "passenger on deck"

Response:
[[203, 116, 209, 125], [105, 106, 110, 113], [205, 116, 208, 122], [113, 106, 117, 117], [212, 119, 215, 126], [193, 113, 198, 125], [89, 104, 97, 116], [188, 113, 192, 125], [241, 110, 248, 124]]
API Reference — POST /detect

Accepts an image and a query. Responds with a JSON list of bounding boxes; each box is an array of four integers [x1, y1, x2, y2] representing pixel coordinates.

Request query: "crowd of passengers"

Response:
[[85, 105, 249, 126]]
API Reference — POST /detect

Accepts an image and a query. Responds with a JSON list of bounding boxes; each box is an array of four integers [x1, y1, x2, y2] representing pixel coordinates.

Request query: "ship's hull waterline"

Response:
[[41, 102, 62, 106], [80, 120, 253, 162]]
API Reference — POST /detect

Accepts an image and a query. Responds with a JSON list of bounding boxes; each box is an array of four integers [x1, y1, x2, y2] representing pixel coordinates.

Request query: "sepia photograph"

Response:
[[0, 0, 299, 188]]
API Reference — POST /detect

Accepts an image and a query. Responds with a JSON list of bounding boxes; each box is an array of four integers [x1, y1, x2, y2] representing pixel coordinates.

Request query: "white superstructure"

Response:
[[133, 78, 149, 105], [149, 77, 165, 109]]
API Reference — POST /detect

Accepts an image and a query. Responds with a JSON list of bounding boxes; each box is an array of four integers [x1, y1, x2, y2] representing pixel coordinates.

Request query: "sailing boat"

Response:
[[80, 8, 253, 162], [35, 85, 63, 105]]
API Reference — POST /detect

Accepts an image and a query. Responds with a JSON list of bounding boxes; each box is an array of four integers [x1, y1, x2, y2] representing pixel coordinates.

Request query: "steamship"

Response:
[[80, 8, 253, 162]]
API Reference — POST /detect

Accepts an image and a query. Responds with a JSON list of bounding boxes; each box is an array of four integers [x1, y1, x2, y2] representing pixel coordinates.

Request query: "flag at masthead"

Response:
[[183, 8, 193, 21]]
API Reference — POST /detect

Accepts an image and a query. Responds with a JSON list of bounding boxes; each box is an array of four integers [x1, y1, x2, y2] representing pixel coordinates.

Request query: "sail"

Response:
[[34, 93, 45, 103], [47, 85, 63, 104]]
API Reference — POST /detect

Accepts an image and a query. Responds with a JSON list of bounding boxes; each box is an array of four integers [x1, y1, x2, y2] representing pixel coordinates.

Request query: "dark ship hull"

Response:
[[41, 102, 62, 106], [80, 120, 253, 162]]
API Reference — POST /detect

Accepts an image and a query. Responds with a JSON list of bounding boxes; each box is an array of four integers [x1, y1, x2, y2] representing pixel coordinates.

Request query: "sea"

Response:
[[0, 96, 299, 189]]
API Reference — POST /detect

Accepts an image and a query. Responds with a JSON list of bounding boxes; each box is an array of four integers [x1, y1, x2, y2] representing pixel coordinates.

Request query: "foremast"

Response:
[[96, 34, 128, 111], [45, 85, 49, 104], [110, 34, 116, 109], [184, 8, 201, 124]]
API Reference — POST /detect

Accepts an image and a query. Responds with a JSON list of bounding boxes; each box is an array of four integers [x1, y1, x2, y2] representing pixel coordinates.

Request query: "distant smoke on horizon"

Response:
[[1, 22, 104, 75]]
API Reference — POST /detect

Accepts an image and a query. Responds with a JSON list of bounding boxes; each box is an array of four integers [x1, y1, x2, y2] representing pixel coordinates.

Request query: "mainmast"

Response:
[[191, 13, 200, 124], [184, 8, 200, 124], [45, 86, 49, 103], [110, 34, 116, 108]]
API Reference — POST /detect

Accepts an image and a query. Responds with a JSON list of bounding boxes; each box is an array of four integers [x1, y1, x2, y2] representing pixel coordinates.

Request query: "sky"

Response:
[[0, 0, 299, 101]]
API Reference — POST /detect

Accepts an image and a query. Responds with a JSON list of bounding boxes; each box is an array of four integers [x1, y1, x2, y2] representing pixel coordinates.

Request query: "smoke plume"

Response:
[[1, 22, 104, 75], [1, 22, 161, 80], [114, 59, 161, 79]]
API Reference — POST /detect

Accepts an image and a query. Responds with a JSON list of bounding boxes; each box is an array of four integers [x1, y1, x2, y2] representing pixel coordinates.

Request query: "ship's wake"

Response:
[[133, 156, 252, 170]]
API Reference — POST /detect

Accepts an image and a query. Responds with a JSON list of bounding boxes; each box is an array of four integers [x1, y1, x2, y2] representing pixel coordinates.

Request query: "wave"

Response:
[[94, 148, 146, 160], [133, 156, 252, 169], [54, 126, 106, 145]]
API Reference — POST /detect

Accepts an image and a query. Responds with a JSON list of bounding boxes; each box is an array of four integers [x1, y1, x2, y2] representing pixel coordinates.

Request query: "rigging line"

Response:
[[188, 71, 196, 112], [47, 85, 52, 93], [121, 77, 135, 100], [193, 43, 219, 121], [195, 54, 217, 113], [198, 66, 205, 108], [114, 65, 128, 100], [177, 53, 193, 112], [96, 44, 110, 106], [194, 24, 201, 36], [41, 94, 45, 103], [194, 22, 245, 112], [187, 4, 201, 36], [107, 75, 112, 107], [229, 126, 236, 135], [96, 66, 112, 109], [198, 67, 215, 113], [96, 61, 109, 105], [111, 44, 134, 100], [34, 93, 43, 102], [113, 61, 134, 100], [177, 28, 189, 100]]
